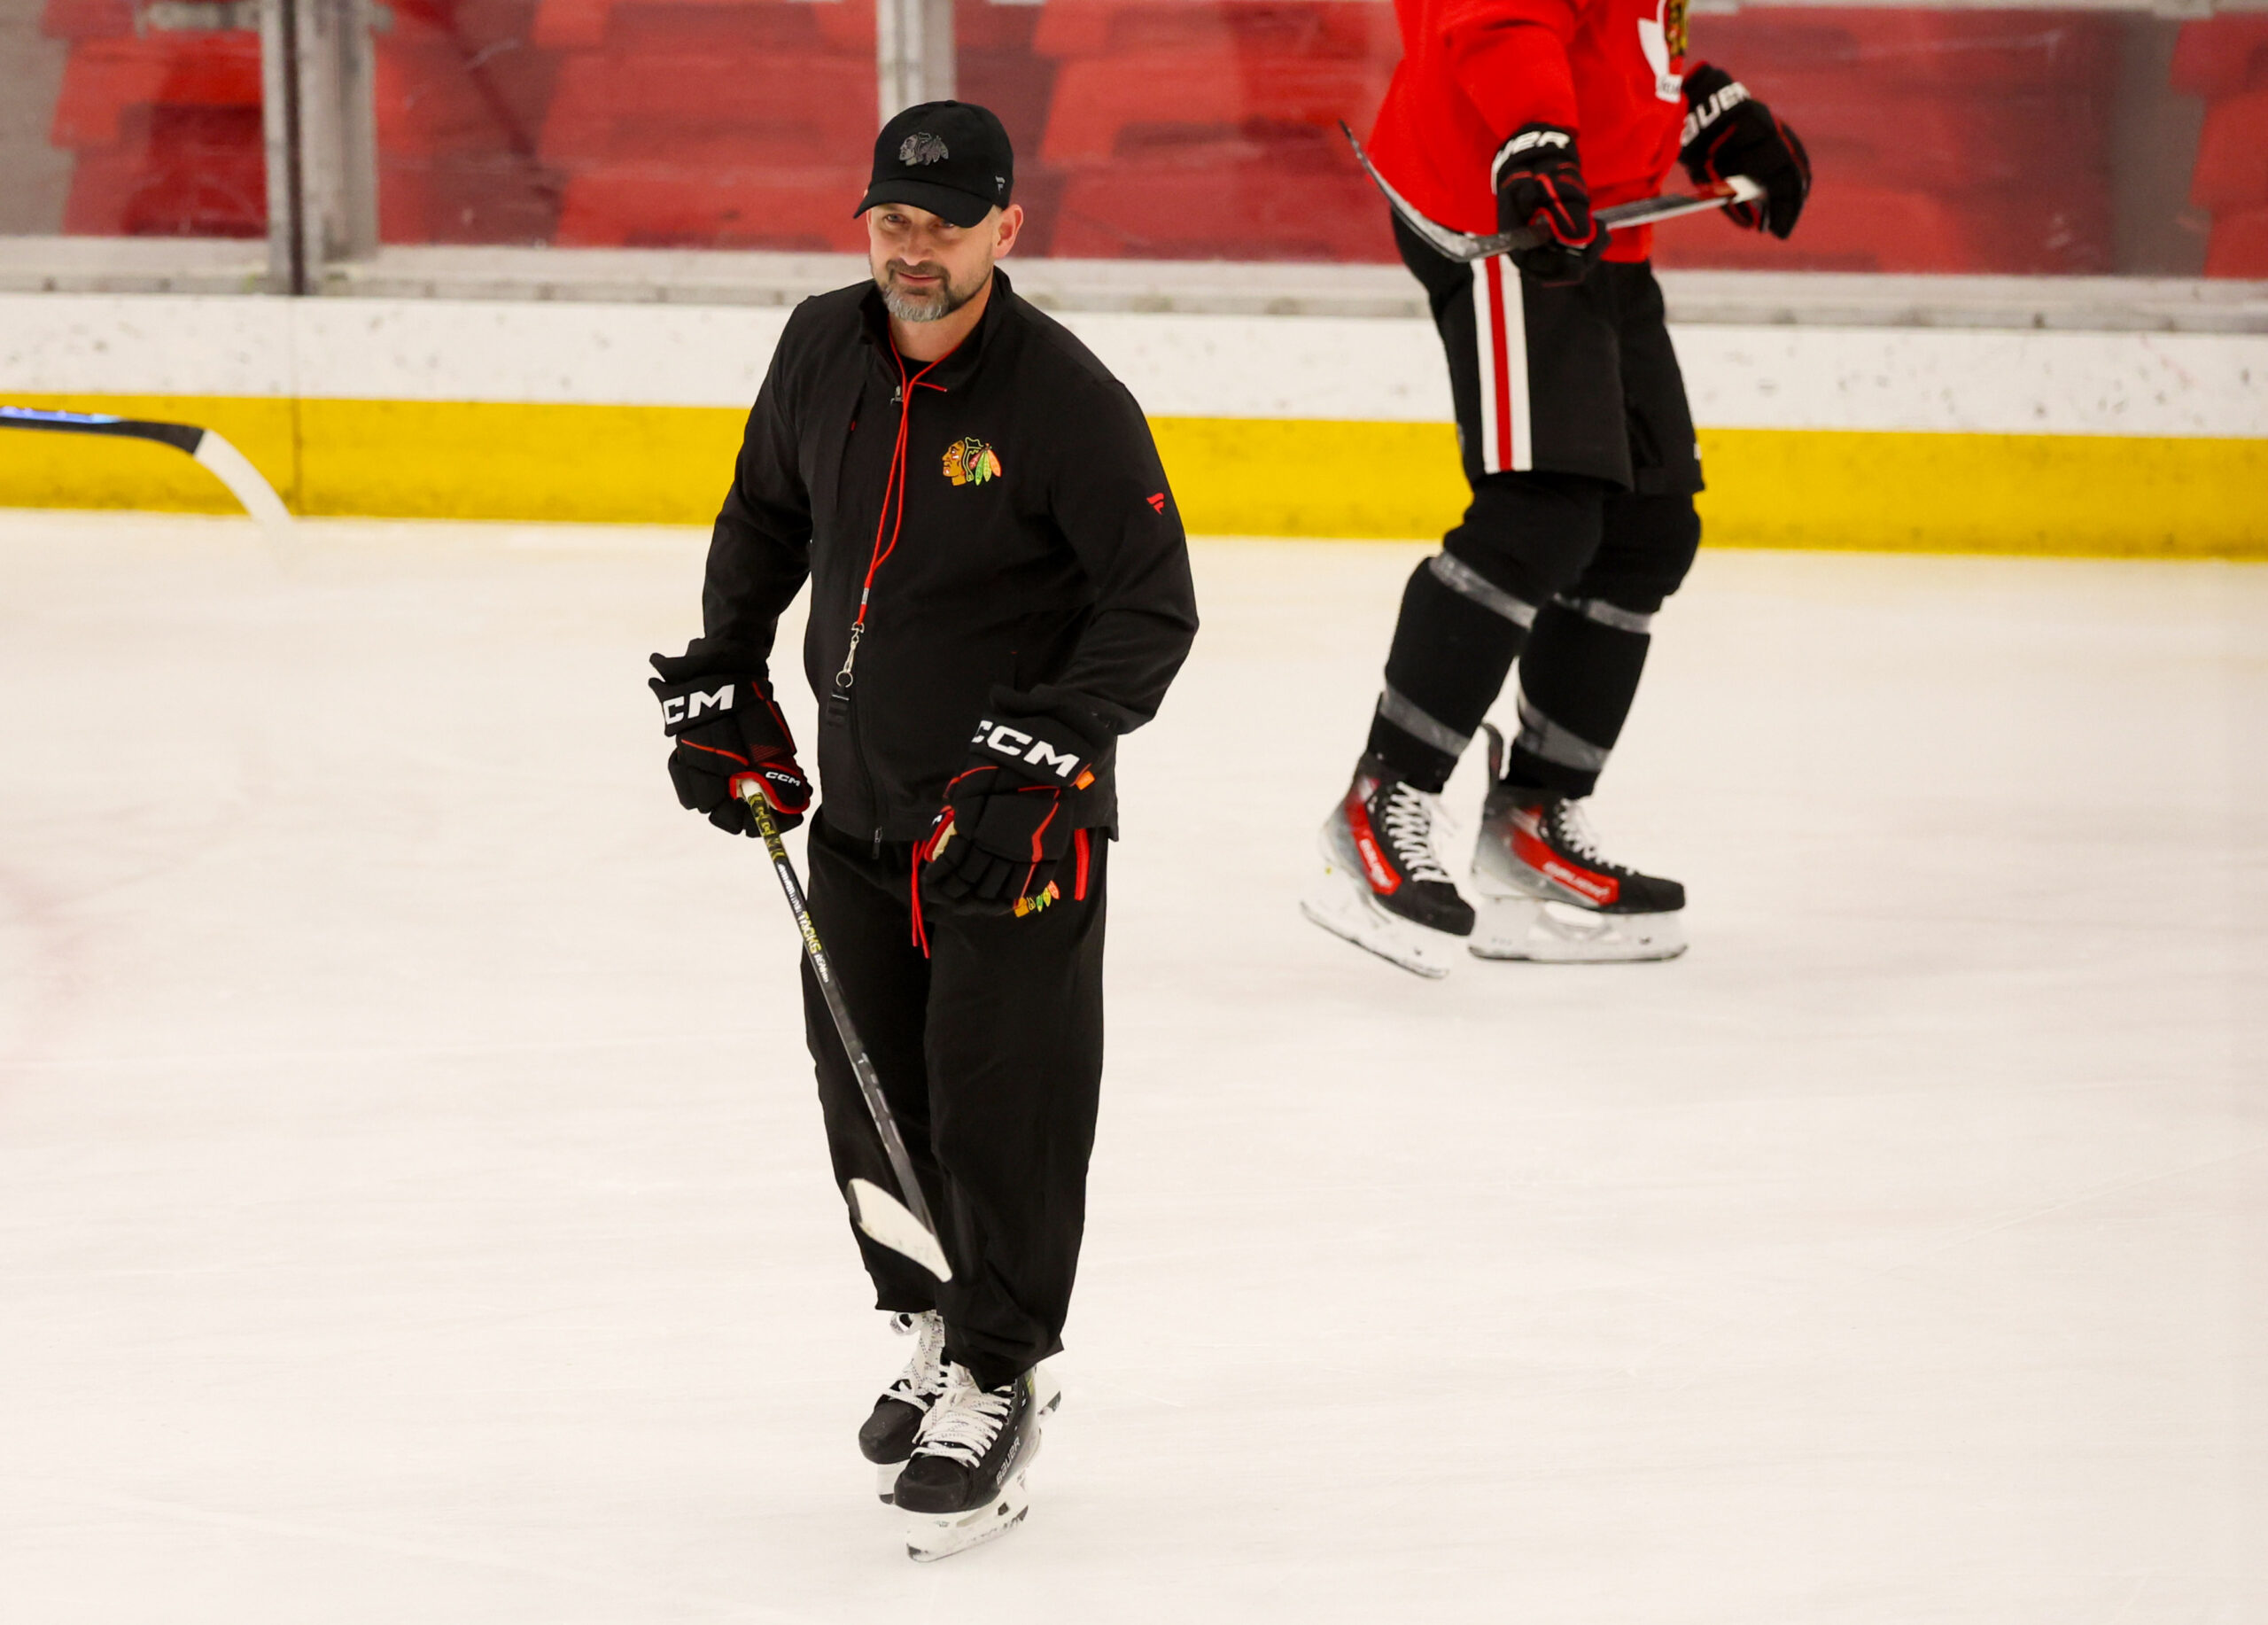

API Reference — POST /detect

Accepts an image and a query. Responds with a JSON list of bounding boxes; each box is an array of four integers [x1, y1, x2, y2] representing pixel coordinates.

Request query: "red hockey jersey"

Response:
[[1368, 0, 1691, 262]]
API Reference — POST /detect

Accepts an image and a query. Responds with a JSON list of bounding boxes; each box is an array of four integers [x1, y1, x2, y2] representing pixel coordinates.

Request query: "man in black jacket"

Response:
[[649, 101, 1198, 1560]]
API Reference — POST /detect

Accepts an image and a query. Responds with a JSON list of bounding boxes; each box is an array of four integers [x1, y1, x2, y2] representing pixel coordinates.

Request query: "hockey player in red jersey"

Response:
[[1303, 0, 1809, 976]]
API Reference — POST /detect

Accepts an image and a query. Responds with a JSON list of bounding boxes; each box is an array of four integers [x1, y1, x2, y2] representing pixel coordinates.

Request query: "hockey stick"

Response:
[[1, 406, 296, 553], [1338, 121, 1764, 263], [736, 781, 953, 1283]]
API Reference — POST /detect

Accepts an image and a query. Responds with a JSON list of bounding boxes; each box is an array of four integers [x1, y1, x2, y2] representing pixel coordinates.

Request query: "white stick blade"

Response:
[[191, 429, 295, 554], [847, 1178, 953, 1282]]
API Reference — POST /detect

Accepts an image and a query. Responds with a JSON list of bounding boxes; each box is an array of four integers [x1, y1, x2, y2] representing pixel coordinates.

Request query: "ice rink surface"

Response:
[[1, 510, 2263, 1623]]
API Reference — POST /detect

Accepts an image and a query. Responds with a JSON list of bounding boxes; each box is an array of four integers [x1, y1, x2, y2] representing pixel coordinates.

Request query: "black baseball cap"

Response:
[[855, 101, 1014, 229]]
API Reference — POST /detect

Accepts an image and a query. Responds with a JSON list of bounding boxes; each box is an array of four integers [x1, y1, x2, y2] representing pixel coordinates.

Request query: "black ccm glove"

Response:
[[1679, 64, 1810, 239], [919, 692, 1104, 916], [1493, 122, 1604, 286], [648, 651, 812, 836]]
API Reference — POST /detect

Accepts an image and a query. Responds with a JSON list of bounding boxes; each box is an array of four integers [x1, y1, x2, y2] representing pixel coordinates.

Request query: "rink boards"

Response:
[[2, 292, 2263, 556]]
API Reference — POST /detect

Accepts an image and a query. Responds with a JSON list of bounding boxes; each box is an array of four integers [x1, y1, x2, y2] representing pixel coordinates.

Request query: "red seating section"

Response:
[[47, 0, 267, 237], [373, 0, 564, 245], [35, 0, 2264, 276], [1656, 10, 2119, 274], [2174, 17, 2268, 276], [533, 0, 876, 251], [1033, 0, 1398, 261]]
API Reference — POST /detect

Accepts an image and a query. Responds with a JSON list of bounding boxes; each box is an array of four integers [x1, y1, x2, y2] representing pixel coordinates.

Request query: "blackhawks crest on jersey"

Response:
[[1641, 0, 1688, 102], [943, 436, 1003, 486]]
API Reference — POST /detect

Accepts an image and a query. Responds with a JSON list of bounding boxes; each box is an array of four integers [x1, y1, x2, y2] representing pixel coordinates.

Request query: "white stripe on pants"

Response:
[[1469, 254, 1533, 475]]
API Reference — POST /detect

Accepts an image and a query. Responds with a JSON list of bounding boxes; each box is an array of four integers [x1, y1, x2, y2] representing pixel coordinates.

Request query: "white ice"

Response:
[[2, 510, 2263, 1623]]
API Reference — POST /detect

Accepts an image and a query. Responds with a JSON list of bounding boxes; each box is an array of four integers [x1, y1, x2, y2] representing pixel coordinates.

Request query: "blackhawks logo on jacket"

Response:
[[943, 436, 1003, 486]]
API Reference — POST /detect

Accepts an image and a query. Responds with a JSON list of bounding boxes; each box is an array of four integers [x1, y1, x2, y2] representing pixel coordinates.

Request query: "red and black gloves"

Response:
[[648, 651, 812, 836], [919, 693, 1104, 915], [1492, 122, 1604, 287], [1679, 64, 1811, 239]]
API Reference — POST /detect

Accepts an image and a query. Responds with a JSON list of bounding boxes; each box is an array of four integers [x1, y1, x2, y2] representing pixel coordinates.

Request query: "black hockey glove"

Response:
[[648, 650, 812, 836], [1678, 64, 1810, 239], [919, 692, 1104, 916], [1492, 122, 1604, 287]]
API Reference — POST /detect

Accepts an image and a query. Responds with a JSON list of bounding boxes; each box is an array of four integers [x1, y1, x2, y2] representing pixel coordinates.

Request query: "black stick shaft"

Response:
[[745, 794, 942, 1241]]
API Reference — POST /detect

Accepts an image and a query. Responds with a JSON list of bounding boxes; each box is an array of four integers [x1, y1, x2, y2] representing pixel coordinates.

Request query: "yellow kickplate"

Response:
[[4, 395, 2261, 557], [1694, 428, 2268, 559]]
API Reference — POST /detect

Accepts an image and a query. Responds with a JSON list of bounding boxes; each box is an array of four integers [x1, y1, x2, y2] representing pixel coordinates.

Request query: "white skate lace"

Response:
[[883, 1311, 949, 1407], [1549, 799, 1619, 870], [913, 1365, 1016, 1467], [1380, 781, 1454, 883]]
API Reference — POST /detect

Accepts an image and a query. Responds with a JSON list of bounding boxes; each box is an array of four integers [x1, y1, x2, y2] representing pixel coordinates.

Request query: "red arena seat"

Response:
[[1025, 1, 1397, 260], [45, 0, 267, 238], [555, 167, 867, 250], [533, 0, 874, 51], [1040, 54, 1393, 166], [50, 34, 263, 148], [1032, 0, 1395, 60], [1053, 158, 1394, 261], [540, 52, 877, 163], [526, 0, 876, 247], [1654, 183, 1975, 274]]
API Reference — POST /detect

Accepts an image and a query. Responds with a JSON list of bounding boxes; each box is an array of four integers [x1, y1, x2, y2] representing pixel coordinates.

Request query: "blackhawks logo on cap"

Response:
[[899, 131, 949, 166], [943, 436, 1002, 486]]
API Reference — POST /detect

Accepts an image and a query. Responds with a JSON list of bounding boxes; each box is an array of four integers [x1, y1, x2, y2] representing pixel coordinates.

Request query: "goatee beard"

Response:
[[878, 263, 983, 323]]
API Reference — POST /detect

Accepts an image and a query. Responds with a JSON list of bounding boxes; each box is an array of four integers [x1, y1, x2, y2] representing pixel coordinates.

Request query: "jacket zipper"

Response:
[[838, 349, 945, 851]]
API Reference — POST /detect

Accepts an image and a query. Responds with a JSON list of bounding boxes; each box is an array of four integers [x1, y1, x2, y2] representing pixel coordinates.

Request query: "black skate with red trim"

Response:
[[1468, 723, 1686, 962], [1301, 753, 1475, 978]]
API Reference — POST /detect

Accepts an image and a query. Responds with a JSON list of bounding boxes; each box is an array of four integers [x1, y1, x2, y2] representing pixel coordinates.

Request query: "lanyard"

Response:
[[835, 346, 946, 695]]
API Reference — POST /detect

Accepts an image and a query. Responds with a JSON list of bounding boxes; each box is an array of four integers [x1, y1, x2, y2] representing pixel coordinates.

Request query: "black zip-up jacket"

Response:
[[680, 270, 1199, 846]]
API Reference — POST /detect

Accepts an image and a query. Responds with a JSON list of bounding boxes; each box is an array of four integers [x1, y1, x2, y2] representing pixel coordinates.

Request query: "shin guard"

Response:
[[1501, 596, 1653, 797], [1366, 554, 1534, 790]]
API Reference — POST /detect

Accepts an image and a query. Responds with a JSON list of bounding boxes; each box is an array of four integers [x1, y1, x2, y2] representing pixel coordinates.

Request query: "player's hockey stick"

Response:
[[736, 781, 953, 1283], [1338, 121, 1765, 263], [1, 406, 295, 550]]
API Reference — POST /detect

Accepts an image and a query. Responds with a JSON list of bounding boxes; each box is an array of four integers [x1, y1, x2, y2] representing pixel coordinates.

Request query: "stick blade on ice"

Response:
[[848, 1178, 953, 1281]]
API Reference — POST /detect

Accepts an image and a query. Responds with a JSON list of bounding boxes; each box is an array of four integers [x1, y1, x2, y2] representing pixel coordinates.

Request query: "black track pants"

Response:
[[800, 812, 1107, 1390]]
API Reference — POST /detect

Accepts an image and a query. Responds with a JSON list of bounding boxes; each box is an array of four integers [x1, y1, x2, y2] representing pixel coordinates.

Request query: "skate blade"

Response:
[[1301, 867, 1461, 980], [1468, 893, 1688, 963], [881, 1376, 1052, 1506], [900, 1374, 1055, 1559], [905, 1483, 1030, 1562]]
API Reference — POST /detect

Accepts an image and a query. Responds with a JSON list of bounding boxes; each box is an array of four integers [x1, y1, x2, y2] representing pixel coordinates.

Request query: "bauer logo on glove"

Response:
[[1676, 64, 1810, 239], [1490, 121, 1604, 287]]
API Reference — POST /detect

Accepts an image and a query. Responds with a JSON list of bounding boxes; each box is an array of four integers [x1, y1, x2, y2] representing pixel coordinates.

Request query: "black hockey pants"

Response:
[[1367, 214, 1704, 797], [801, 812, 1107, 1391]]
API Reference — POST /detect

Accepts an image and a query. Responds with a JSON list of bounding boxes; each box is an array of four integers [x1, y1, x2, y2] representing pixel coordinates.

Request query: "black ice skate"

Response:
[[1301, 752, 1475, 978], [859, 1310, 949, 1504], [1468, 724, 1687, 962], [895, 1361, 1062, 1562]]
